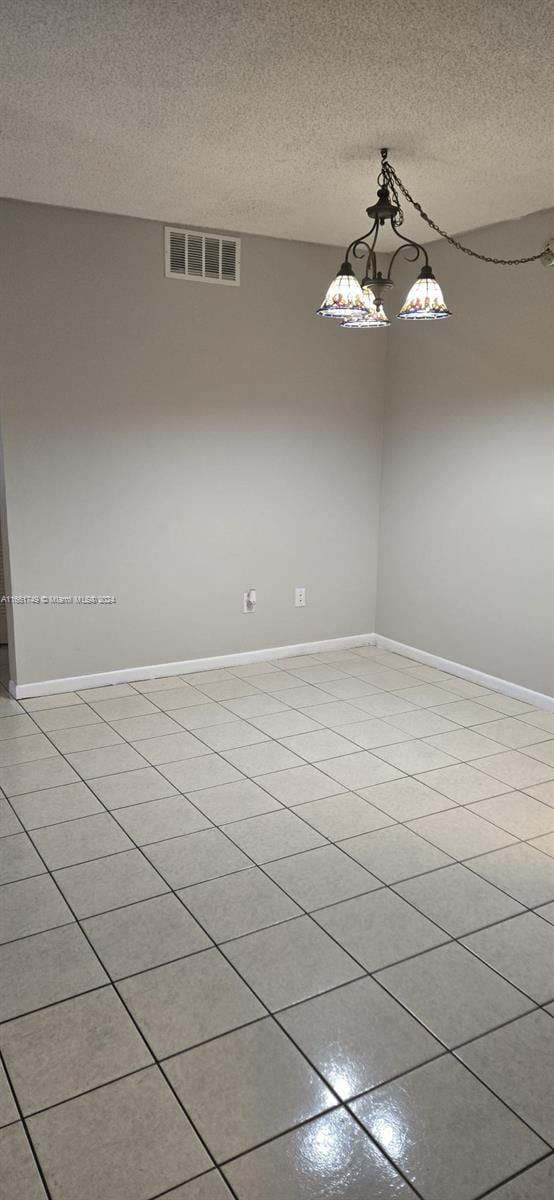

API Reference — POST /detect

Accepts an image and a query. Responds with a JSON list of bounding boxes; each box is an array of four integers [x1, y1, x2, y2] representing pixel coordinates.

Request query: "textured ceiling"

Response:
[[1, 1, 552, 248]]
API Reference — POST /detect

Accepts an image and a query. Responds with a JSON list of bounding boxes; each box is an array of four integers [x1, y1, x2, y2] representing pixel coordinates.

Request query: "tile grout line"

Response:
[[3, 695, 554, 1034], [7, 705, 553, 993], [47, 670, 554, 855], [471, 1151, 554, 1200], [2, 711, 377, 1194], [1, 781, 245, 1200], [1, 866, 549, 952], [2, 805, 553, 877], [5, 802, 554, 1007], [0, 713, 462, 1199], [8, 783, 432, 1199], [48, 679, 554, 1165], [38, 719, 554, 1166], [3, 691, 554, 1011], [3, 665, 552, 807], [0, 1046, 55, 1200], [1, 653, 552, 1194]]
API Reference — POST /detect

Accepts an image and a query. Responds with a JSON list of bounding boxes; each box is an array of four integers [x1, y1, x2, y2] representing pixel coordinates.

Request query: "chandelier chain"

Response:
[[382, 161, 544, 266], [385, 171, 404, 226]]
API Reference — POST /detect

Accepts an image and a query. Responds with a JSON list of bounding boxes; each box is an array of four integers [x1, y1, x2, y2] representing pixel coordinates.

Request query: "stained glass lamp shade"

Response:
[[397, 266, 451, 320], [342, 286, 390, 328], [316, 264, 371, 320]]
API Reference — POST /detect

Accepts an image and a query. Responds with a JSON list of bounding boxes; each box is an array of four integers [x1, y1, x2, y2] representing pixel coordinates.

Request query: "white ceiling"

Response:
[[1, 1, 552, 248]]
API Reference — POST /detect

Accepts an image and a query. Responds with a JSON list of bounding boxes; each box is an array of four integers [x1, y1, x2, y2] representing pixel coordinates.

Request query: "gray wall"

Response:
[[2, 200, 551, 694], [376, 209, 553, 696], [0, 200, 385, 684]]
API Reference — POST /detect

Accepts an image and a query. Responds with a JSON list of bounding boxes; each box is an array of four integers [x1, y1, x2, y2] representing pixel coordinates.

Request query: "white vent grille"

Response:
[[165, 228, 240, 285]]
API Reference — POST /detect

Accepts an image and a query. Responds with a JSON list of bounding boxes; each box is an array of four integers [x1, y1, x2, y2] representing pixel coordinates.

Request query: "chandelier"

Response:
[[317, 149, 553, 328]]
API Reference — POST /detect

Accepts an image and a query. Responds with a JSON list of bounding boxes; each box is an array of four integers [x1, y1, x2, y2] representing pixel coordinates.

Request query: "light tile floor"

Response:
[[0, 645, 552, 1199]]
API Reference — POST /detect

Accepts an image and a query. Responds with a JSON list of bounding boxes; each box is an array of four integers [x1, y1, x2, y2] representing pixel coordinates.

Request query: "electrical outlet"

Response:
[[243, 589, 256, 614], [295, 587, 307, 608]]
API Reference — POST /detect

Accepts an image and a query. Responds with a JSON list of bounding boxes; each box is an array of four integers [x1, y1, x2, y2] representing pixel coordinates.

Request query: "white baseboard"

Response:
[[9, 633, 377, 699], [10, 630, 552, 711], [374, 634, 553, 712]]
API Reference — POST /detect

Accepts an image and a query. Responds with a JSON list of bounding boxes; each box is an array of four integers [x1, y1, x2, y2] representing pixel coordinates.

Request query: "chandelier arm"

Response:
[[386, 222, 429, 278], [351, 240, 372, 262], [386, 240, 422, 279], [345, 221, 377, 265], [385, 162, 544, 266]]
